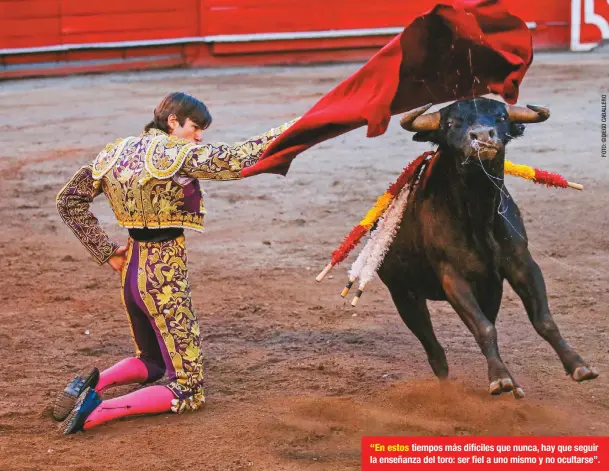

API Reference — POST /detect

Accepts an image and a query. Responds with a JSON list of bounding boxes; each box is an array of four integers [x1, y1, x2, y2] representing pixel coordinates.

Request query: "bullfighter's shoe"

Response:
[[52, 367, 99, 421], [59, 387, 101, 435]]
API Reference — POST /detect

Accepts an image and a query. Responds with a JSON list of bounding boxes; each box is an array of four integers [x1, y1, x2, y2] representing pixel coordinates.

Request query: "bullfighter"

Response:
[[54, 91, 297, 434]]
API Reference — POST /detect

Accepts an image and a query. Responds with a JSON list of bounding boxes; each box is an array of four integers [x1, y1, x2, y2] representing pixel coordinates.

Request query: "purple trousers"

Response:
[[121, 235, 205, 413]]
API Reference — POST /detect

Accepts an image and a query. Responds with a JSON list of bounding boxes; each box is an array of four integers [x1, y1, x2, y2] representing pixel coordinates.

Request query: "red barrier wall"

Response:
[[0, 0, 61, 49], [199, 0, 436, 35], [0, 0, 200, 48], [1, 0, 607, 79]]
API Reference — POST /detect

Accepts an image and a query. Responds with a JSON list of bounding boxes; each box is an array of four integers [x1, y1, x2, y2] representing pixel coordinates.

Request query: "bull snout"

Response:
[[469, 126, 496, 142], [467, 125, 501, 160]]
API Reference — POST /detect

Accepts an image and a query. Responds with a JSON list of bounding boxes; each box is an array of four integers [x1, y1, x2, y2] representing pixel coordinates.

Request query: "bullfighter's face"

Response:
[[399, 98, 550, 166], [168, 115, 204, 144]]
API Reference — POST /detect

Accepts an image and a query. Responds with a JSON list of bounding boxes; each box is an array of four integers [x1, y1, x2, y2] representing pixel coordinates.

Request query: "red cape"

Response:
[[241, 0, 533, 178]]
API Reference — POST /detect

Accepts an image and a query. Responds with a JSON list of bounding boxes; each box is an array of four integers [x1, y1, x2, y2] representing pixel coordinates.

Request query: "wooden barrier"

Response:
[[1, 0, 607, 80]]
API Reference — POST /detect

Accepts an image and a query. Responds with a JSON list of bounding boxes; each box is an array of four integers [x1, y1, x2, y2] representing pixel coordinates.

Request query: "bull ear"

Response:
[[413, 130, 440, 143], [508, 122, 526, 139]]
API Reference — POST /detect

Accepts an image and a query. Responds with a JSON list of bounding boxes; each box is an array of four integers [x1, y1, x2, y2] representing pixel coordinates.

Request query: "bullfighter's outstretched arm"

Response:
[[179, 118, 299, 180], [56, 165, 120, 265]]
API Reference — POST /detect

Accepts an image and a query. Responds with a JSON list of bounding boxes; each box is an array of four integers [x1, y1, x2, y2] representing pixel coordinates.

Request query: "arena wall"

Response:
[[1, 0, 608, 79]]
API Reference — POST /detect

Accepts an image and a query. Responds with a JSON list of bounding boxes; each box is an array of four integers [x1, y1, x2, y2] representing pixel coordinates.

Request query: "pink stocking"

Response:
[[83, 385, 174, 430], [95, 357, 150, 394]]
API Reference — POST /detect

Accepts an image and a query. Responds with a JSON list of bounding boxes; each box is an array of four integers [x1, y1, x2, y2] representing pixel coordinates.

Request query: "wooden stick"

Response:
[[316, 263, 333, 282], [341, 279, 355, 298], [567, 181, 584, 191], [351, 286, 366, 307]]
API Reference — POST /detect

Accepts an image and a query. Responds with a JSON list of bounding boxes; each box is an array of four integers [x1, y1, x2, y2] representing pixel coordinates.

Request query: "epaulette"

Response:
[[91, 137, 134, 180], [144, 134, 198, 180]]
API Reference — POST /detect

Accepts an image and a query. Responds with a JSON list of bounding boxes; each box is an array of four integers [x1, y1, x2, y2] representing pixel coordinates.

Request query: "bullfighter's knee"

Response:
[[139, 356, 166, 383]]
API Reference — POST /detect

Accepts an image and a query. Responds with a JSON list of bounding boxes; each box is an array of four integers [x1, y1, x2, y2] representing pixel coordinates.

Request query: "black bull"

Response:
[[376, 97, 598, 398]]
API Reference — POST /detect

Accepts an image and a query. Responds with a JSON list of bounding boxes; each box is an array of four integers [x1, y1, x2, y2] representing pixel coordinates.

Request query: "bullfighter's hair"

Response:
[[144, 92, 213, 133]]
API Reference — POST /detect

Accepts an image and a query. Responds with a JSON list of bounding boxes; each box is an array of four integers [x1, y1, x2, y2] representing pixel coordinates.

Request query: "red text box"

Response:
[[361, 436, 609, 471]]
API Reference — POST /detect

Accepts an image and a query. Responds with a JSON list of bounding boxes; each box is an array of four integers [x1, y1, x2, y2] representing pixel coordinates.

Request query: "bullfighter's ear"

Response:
[[413, 131, 438, 143]]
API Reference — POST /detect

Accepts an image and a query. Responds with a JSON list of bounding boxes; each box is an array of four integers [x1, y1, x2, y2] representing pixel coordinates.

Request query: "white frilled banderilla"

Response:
[[342, 181, 413, 306]]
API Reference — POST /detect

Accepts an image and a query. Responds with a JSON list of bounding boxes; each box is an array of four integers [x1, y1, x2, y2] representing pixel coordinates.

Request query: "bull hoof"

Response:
[[571, 366, 599, 382], [489, 378, 514, 395], [512, 387, 526, 400]]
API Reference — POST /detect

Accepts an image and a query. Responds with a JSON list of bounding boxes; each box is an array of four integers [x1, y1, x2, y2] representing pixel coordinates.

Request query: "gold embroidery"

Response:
[[180, 117, 299, 180], [138, 243, 185, 379], [85, 120, 297, 234], [92, 137, 134, 180], [56, 165, 119, 264], [135, 236, 206, 412], [140, 179, 186, 228], [101, 137, 148, 228], [143, 135, 165, 174], [120, 241, 141, 357], [100, 135, 193, 231], [145, 135, 194, 179]]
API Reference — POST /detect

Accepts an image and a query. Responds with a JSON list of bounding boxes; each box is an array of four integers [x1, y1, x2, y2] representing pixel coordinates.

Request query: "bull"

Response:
[[376, 97, 598, 397]]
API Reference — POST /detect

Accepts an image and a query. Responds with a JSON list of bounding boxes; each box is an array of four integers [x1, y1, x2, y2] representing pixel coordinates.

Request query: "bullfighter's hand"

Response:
[[108, 244, 129, 274]]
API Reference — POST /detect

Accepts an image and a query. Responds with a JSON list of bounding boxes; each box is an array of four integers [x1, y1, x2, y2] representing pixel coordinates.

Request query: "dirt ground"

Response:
[[0, 50, 608, 471]]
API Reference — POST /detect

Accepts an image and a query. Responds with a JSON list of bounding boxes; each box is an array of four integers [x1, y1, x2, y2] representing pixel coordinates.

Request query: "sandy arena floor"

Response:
[[0, 50, 608, 470]]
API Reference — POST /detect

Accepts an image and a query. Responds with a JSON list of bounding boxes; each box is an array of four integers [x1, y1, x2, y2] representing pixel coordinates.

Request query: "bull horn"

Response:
[[400, 103, 441, 132], [506, 104, 550, 123]]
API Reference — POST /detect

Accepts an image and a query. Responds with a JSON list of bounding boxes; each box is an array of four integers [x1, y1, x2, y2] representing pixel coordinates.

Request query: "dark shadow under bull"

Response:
[[377, 97, 598, 398]]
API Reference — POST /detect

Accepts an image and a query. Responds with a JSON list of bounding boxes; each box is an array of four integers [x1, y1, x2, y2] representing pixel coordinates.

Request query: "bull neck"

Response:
[[434, 148, 505, 237]]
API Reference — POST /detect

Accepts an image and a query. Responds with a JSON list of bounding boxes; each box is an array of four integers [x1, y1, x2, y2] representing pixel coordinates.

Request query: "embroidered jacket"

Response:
[[57, 119, 297, 264]]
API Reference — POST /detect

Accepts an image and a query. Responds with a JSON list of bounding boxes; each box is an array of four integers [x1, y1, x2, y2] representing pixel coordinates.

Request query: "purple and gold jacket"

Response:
[[56, 119, 297, 265]]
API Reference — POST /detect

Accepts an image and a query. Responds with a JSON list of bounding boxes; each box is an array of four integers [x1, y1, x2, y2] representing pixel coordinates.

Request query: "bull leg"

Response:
[[503, 251, 599, 382], [388, 289, 448, 379], [439, 263, 519, 397], [477, 280, 526, 398], [497, 191, 598, 382], [476, 278, 503, 324]]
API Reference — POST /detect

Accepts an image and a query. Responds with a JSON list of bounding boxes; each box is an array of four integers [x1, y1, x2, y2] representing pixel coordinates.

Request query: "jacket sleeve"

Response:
[[179, 117, 299, 180], [56, 165, 120, 265]]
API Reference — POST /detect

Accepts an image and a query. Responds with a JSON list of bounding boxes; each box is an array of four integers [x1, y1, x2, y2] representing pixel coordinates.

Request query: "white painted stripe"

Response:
[[0, 23, 538, 55], [207, 27, 405, 43], [0, 54, 180, 71], [0, 37, 204, 55]]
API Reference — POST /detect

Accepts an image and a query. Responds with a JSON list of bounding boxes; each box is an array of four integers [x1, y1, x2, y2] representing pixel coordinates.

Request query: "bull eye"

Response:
[[497, 116, 506, 122]]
